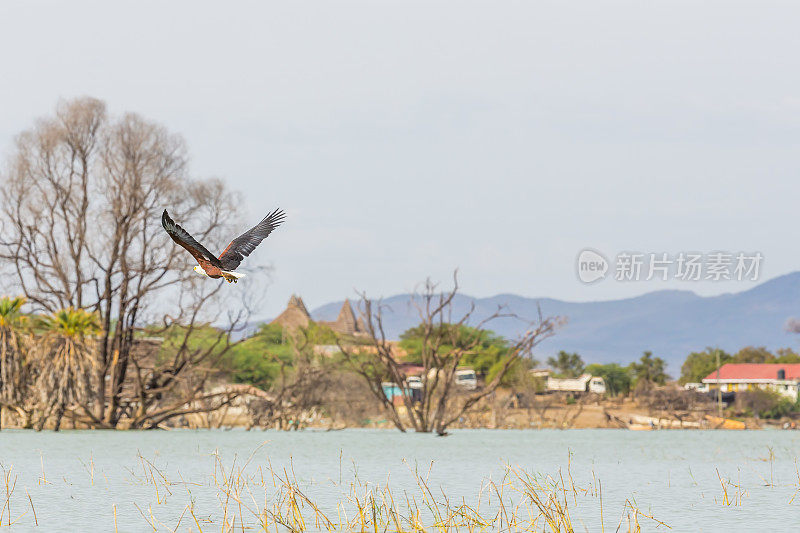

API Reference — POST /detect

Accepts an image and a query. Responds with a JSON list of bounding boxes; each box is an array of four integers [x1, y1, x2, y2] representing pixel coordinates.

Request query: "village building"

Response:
[[271, 295, 368, 337], [701, 363, 800, 399]]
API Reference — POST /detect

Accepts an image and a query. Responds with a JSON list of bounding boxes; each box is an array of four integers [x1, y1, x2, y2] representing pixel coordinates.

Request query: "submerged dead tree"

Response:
[[339, 272, 561, 435], [245, 330, 335, 430], [0, 97, 255, 429]]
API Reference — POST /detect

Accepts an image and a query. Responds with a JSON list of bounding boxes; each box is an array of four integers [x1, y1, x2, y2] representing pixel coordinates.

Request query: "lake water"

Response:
[[0, 428, 798, 531]]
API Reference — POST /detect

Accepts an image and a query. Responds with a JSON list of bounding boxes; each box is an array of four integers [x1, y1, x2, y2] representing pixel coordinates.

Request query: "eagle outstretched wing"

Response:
[[218, 208, 286, 270], [161, 210, 223, 268]]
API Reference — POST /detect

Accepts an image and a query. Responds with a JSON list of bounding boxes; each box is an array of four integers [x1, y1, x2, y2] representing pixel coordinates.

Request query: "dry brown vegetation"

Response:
[[339, 273, 562, 435], [1, 446, 672, 532], [6, 439, 800, 531], [0, 97, 261, 430]]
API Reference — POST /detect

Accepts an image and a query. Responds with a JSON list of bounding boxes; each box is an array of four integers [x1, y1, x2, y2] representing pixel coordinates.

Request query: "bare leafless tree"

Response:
[[245, 330, 334, 430], [339, 272, 561, 435], [0, 97, 259, 428]]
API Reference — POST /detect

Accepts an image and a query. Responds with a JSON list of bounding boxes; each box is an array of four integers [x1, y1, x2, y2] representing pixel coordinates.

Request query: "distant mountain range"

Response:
[[310, 273, 800, 371]]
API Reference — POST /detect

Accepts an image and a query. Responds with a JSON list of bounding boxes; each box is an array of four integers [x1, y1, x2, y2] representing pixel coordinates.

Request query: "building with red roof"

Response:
[[702, 363, 800, 399]]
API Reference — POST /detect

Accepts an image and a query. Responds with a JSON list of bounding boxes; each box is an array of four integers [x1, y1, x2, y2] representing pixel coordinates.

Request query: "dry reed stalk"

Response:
[[1, 444, 682, 531], [789, 458, 800, 504]]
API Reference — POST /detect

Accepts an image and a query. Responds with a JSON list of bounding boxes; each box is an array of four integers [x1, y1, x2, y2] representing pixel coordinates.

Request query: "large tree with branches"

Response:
[[0, 97, 261, 428], [339, 272, 561, 435]]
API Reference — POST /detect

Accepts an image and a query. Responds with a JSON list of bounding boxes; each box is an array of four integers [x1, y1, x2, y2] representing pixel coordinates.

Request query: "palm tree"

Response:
[[0, 296, 30, 428], [36, 308, 100, 431]]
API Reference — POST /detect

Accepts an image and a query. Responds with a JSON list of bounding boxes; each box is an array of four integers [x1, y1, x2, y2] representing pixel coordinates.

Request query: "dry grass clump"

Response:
[[11, 442, 800, 530], [121, 445, 668, 532], [2, 446, 675, 532], [0, 465, 38, 527]]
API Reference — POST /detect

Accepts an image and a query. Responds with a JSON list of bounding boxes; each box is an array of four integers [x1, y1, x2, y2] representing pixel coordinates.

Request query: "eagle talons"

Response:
[[222, 273, 238, 284]]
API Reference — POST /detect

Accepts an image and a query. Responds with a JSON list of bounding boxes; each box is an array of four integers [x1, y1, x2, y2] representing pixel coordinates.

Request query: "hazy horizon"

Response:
[[303, 268, 799, 312], [3, 1, 800, 318]]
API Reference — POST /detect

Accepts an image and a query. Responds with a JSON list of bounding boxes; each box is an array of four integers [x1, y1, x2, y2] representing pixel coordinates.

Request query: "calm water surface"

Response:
[[0, 428, 798, 531]]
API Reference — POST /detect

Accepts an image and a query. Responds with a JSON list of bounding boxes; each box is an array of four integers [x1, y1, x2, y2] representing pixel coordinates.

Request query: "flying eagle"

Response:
[[161, 208, 285, 283]]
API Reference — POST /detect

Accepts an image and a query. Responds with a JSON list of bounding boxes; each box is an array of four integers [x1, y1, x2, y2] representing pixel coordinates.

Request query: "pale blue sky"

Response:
[[1, 1, 799, 318]]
